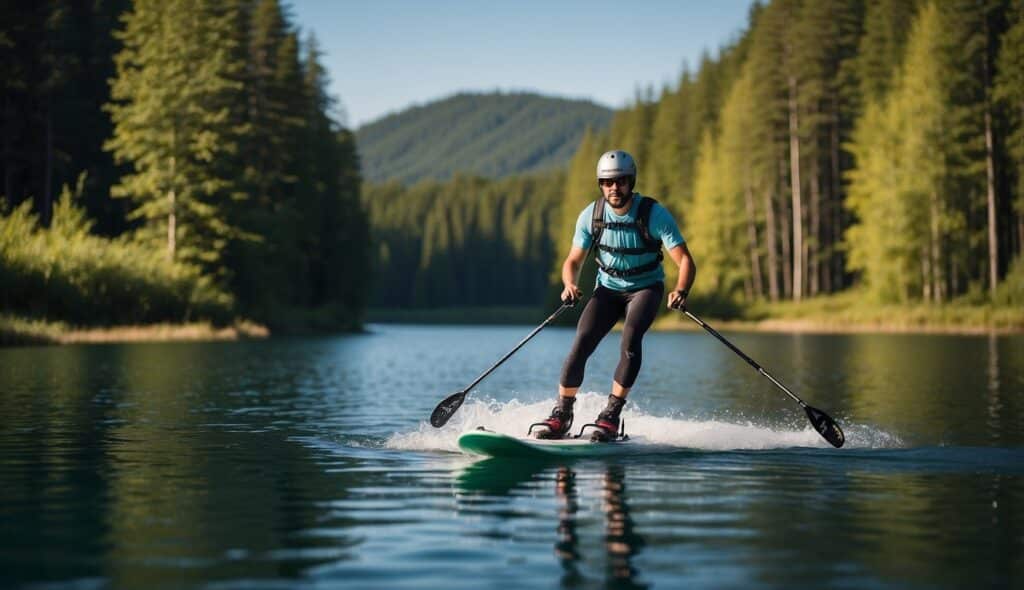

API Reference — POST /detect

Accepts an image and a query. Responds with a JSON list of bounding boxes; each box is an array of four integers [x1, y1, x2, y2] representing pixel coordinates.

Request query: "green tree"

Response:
[[854, 0, 920, 104], [846, 2, 954, 302], [995, 2, 1024, 255], [940, 0, 1010, 298], [105, 0, 248, 273]]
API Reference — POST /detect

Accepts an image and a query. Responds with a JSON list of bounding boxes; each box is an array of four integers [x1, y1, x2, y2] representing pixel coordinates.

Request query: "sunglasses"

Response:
[[598, 177, 631, 187]]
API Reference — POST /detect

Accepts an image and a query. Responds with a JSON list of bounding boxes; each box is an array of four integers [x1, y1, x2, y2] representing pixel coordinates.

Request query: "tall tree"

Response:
[[854, 0, 920, 105], [995, 2, 1024, 256], [846, 2, 952, 302], [301, 32, 369, 318], [940, 0, 1010, 298], [0, 1, 128, 232], [105, 0, 248, 271]]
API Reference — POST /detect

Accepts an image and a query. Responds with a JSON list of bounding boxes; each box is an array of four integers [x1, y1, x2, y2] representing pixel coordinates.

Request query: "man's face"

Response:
[[599, 176, 633, 208]]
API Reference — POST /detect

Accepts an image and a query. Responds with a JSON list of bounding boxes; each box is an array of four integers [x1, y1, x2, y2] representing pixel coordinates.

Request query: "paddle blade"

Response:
[[430, 391, 467, 428], [804, 405, 845, 448]]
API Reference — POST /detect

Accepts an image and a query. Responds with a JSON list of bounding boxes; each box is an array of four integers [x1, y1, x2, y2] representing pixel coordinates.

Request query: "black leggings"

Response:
[[560, 283, 664, 389]]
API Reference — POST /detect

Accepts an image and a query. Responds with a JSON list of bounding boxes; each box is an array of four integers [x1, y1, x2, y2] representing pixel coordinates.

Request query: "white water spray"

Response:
[[387, 392, 901, 453]]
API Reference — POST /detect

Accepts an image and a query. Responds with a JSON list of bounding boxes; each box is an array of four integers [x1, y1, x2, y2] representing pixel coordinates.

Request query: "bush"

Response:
[[995, 254, 1024, 306], [0, 187, 234, 326]]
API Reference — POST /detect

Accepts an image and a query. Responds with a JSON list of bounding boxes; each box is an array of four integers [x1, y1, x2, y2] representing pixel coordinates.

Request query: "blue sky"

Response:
[[289, 1, 756, 129]]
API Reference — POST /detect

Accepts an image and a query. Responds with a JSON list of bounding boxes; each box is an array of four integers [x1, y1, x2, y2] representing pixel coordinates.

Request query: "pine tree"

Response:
[[300, 32, 369, 320], [995, 2, 1024, 256], [719, 63, 766, 300], [105, 0, 248, 273], [846, 2, 953, 302], [940, 0, 1010, 298], [854, 0, 920, 104], [745, 0, 792, 300]]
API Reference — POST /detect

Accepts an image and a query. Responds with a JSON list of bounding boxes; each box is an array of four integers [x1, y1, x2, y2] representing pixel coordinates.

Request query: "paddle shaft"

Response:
[[461, 236, 599, 394], [431, 231, 601, 426], [682, 309, 806, 408], [459, 303, 573, 395]]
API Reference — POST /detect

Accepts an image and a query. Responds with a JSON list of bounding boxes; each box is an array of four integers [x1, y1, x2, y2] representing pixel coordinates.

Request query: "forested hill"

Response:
[[355, 92, 613, 184]]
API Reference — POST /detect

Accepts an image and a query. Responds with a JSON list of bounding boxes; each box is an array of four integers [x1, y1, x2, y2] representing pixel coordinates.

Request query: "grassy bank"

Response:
[[655, 291, 1024, 334], [0, 314, 268, 347], [365, 294, 1024, 334]]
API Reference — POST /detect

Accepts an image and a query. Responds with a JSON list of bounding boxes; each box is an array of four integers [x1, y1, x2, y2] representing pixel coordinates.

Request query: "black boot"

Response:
[[591, 394, 626, 442], [533, 396, 575, 439]]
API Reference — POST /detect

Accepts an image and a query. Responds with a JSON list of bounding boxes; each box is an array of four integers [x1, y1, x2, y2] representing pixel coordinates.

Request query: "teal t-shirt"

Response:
[[573, 194, 685, 291]]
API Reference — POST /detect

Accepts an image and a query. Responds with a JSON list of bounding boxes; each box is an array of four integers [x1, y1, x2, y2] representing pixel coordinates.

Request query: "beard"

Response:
[[605, 190, 633, 209]]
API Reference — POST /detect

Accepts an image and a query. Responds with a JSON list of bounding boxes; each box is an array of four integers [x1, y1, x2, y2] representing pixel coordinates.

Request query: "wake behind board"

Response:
[[458, 428, 638, 459]]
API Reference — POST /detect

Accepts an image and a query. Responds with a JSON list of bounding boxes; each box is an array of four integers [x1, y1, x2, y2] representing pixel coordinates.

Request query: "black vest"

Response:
[[590, 196, 663, 278]]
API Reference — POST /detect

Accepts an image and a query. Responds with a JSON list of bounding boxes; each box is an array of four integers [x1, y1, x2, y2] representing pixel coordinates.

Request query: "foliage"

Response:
[[545, 0, 1024, 313], [105, 0, 249, 270], [735, 290, 1024, 331], [994, 254, 1024, 306], [0, 0, 129, 234], [355, 92, 612, 184], [364, 170, 563, 308], [0, 183, 233, 326]]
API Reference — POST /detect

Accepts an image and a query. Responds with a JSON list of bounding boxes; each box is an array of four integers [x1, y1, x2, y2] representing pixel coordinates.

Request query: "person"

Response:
[[534, 149, 696, 441]]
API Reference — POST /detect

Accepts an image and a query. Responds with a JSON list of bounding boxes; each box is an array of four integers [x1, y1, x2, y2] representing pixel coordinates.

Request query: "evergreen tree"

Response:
[[745, 0, 793, 300], [995, 2, 1024, 256], [846, 2, 953, 302], [719, 64, 766, 300], [0, 1, 128, 233], [301, 32, 369, 319], [940, 0, 1010, 298], [854, 0, 920, 104], [105, 0, 248, 273]]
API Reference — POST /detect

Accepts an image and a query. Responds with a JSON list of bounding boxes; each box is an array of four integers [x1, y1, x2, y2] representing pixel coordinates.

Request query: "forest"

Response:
[[1, 0, 368, 332], [364, 0, 1024, 316], [2, 0, 1023, 340]]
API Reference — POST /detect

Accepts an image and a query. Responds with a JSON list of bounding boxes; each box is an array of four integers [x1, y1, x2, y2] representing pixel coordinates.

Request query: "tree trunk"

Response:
[[809, 156, 821, 297], [788, 75, 803, 301], [778, 156, 792, 299], [43, 104, 53, 226], [745, 182, 764, 299], [168, 187, 176, 260], [930, 190, 943, 303], [984, 107, 998, 298], [168, 153, 176, 261], [982, 9, 998, 299], [827, 88, 842, 294], [921, 246, 930, 301], [764, 188, 780, 301]]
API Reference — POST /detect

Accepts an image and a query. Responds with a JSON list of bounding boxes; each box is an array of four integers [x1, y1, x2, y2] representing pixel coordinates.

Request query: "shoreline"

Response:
[[0, 316, 269, 347], [4, 302, 1022, 346], [651, 316, 1024, 336]]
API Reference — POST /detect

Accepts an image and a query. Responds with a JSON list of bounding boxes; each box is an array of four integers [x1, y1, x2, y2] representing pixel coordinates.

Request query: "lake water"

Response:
[[2, 323, 1023, 589]]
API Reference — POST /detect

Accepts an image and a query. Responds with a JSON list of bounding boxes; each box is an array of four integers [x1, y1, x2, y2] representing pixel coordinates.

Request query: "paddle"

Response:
[[432, 229, 603, 428], [430, 302, 576, 428], [677, 307, 846, 448]]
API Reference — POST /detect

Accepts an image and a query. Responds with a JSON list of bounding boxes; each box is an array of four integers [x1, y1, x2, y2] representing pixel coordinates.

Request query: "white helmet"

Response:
[[596, 150, 637, 180]]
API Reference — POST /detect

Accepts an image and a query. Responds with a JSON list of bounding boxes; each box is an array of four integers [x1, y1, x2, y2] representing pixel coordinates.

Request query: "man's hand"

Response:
[[561, 283, 582, 305], [668, 289, 688, 310]]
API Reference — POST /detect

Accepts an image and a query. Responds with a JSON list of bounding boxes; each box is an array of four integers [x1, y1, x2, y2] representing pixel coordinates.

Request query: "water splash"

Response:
[[386, 392, 902, 453]]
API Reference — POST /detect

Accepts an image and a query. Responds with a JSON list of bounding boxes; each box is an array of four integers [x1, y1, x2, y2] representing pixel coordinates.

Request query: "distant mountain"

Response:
[[355, 92, 613, 184]]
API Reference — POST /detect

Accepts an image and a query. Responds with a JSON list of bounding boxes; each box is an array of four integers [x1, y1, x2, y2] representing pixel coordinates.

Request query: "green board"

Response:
[[457, 428, 636, 458]]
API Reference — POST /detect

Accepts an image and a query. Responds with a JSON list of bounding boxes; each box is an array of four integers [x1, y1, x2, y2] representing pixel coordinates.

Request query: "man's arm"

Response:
[[560, 246, 588, 303], [666, 243, 696, 309]]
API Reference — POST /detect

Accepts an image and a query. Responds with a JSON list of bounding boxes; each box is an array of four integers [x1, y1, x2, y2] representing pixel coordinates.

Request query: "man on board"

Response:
[[533, 150, 696, 442]]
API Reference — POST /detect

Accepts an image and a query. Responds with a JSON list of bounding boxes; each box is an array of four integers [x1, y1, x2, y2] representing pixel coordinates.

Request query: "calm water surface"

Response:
[[2, 324, 1023, 589]]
